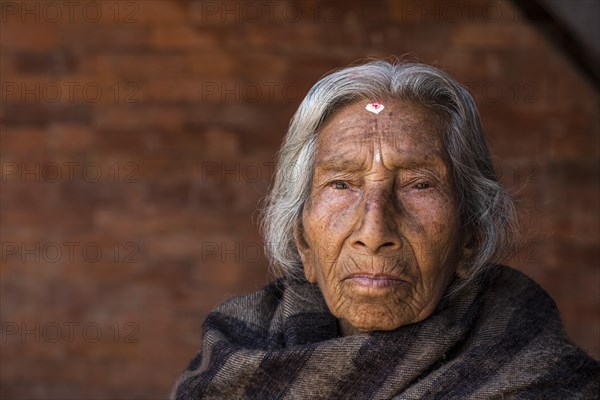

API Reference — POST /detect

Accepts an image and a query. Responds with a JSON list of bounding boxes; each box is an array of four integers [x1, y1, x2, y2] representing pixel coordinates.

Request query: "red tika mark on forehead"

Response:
[[365, 102, 385, 114]]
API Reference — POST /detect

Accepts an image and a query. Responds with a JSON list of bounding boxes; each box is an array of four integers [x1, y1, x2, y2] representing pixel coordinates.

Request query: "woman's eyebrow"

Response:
[[316, 156, 444, 172], [315, 159, 366, 173], [392, 158, 444, 171]]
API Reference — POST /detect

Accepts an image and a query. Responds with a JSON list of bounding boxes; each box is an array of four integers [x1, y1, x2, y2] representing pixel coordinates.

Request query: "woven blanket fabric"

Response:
[[172, 265, 599, 399]]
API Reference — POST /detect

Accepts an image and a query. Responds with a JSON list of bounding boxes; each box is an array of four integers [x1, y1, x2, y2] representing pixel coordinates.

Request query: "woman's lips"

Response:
[[345, 274, 405, 289]]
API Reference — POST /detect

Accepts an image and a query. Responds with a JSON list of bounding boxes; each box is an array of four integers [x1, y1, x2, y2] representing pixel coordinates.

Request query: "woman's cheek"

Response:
[[310, 188, 360, 229], [402, 190, 455, 226], [404, 195, 460, 265]]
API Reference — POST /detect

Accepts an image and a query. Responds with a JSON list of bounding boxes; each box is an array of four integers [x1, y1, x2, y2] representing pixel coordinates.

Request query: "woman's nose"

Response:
[[350, 189, 402, 254]]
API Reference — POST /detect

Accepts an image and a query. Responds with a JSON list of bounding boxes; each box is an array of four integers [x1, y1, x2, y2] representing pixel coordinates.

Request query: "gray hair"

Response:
[[261, 60, 517, 290]]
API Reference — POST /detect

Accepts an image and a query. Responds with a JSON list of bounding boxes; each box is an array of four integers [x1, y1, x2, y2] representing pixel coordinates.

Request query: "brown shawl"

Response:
[[172, 265, 599, 399]]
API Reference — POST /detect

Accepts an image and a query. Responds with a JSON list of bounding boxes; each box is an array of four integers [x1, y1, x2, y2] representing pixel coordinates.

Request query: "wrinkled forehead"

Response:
[[316, 99, 446, 158]]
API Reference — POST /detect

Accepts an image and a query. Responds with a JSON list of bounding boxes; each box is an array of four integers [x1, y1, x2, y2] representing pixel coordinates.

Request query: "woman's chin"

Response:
[[338, 311, 408, 335]]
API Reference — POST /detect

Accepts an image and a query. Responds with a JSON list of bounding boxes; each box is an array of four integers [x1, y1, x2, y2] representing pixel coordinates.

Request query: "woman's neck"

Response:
[[337, 318, 362, 336]]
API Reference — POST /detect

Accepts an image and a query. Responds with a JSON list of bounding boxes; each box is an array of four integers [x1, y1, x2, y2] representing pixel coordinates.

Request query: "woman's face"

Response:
[[296, 99, 465, 334]]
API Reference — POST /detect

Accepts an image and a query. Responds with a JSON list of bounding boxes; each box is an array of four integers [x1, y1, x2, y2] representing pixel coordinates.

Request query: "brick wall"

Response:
[[1, 0, 598, 398]]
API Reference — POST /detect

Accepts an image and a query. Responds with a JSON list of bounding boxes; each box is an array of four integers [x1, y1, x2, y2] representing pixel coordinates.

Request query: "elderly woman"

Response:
[[173, 61, 598, 399]]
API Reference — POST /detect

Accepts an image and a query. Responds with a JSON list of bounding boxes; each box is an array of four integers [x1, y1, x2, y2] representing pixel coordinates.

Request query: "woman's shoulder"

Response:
[[213, 278, 286, 315], [472, 264, 599, 394], [205, 278, 286, 329], [479, 264, 559, 308]]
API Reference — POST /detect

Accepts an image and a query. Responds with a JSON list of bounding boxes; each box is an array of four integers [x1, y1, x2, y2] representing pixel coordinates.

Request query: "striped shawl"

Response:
[[173, 265, 599, 399]]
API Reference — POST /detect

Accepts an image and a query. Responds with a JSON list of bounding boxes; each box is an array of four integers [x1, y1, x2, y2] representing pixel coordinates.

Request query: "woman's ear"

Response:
[[455, 234, 473, 279], [455, 254, 471, 279], [293, 220, 317, 283]]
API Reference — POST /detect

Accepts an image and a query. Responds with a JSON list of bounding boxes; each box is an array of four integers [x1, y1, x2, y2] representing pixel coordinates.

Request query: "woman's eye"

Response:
[[414, 182, 430, 190], [333, 181, 349, 189]]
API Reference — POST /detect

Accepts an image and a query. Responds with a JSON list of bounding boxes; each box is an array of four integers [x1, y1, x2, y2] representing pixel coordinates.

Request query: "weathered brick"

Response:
[[13, 50, 78, 75], [92, 105, 184, 131], [2, 104, 92, 126], [0, 22, 59, 50], [149, 25, 218, 49]]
